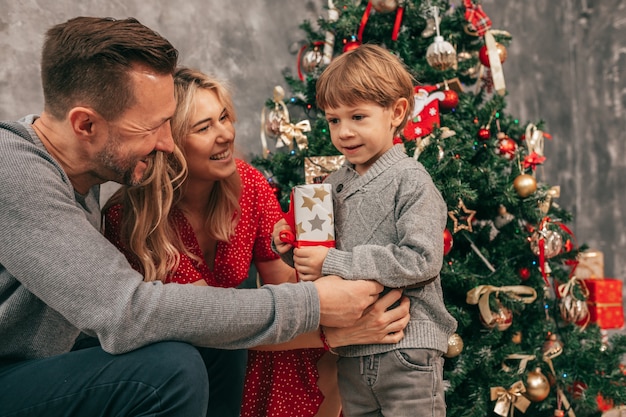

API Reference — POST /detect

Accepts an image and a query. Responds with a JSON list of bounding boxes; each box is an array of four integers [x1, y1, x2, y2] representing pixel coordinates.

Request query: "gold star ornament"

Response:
[[448, 199, 476, 233]]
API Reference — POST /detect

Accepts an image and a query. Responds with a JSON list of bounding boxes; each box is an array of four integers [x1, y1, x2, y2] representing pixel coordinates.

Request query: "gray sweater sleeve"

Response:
[[0, 119, 319, 359]]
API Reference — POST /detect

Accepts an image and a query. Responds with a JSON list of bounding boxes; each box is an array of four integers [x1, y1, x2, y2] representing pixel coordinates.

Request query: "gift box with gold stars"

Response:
[[292, 184, 335, 245]]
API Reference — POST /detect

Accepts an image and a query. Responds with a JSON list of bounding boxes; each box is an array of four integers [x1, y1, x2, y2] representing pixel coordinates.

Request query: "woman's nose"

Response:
[[215, 122, 235, 142]]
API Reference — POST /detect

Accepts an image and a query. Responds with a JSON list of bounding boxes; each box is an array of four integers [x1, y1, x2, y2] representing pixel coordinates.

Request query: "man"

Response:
[[0, 17, 399, 416]]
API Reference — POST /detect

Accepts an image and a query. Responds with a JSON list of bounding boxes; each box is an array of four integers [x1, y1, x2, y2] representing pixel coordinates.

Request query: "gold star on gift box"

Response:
[[448, 199, 476, 233], [301, 195, 317, 211], [313, 185, 330, 201]]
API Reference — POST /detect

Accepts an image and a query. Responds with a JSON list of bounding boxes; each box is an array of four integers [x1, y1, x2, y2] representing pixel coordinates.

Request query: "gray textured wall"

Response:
[[1, 1, 625, 286], [484, 0, 626, 283]]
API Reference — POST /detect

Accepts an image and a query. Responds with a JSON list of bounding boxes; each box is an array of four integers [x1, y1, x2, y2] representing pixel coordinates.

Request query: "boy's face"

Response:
[[324, 99, 407, 175]]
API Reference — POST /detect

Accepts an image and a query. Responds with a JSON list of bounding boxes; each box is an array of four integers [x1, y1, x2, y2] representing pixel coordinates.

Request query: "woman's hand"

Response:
[[272, 219, 293, 255], [323, 289, 410, 347]]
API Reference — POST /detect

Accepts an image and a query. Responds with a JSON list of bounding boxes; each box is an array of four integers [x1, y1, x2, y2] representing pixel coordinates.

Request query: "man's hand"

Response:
[[324, 289, 410, 346], [294, 246, 329, 281], [314, 275, 383, 328]]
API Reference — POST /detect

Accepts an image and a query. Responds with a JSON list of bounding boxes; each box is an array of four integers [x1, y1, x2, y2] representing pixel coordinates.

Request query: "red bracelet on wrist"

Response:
[[319, 326, 332, 352]]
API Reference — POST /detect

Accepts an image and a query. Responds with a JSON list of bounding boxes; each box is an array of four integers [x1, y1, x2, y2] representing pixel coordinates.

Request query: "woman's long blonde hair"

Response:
[[104, 67, 241, 282]]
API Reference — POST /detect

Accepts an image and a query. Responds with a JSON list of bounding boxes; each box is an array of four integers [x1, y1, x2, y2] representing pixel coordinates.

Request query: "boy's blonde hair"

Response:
[[316, 44, 415, 135]]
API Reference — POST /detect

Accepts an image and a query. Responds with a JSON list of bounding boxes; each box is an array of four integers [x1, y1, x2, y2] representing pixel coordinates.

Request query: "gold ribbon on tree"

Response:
[[541, 335, 577, 417], [278, 119, 311, 151], [490, 381, 531, 417], [525, 123, 545, 156], [466, 285, 537, 326], [484, 30, 506, 96], [502, 353, 536, 374]]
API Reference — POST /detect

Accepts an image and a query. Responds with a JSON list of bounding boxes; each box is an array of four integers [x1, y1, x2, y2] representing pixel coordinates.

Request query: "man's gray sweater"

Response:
[[322, 144, 457, 357], [0, 116, 319, 363]]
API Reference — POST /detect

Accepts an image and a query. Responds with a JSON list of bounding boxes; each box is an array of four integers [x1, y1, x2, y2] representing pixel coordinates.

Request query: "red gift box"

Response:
[[583, 278, 624, 330]]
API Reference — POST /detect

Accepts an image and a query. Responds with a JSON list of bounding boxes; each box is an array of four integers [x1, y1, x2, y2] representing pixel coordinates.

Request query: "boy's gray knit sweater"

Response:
[[323, 144, 457, 357], [0, 116, 319, 363]]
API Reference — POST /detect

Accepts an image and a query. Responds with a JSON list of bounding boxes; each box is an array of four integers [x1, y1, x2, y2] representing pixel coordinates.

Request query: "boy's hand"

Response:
[[272, 219, 293, 254], [293, 246, 329, 281]]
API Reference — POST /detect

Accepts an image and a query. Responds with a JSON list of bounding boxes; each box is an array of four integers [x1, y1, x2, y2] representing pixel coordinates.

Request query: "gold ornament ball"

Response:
[[530, 229, 563, 258], [444, 333, 464, 358], [514, 174, 537, 198], [559, 294, 590, 324], [525, 367, 550, 402], [265, 108, 285, 138], [300, 42, 324, 74], [370, 0, 398, 13], [426, 36, 457, 71], [494, 204, 514, 229], [541, 333, 564, 357], [511, 331, 522, 344]]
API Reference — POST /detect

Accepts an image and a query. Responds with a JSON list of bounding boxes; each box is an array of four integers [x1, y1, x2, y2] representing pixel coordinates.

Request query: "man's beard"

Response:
[[96, 130, 147, 186]]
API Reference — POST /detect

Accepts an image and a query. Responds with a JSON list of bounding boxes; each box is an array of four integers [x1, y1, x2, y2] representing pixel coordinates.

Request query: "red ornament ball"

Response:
[[495, 135, 517, 160], [439, 89, 459, 112], [343, 37, 361, 53], [443, 228, 453, 255], [478, 42, 507, 67], [477, 127, 490, 140], [518, 267, 531, 281]]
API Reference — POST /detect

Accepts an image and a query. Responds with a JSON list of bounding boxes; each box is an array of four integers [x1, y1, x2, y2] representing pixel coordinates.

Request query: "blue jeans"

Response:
[[0, 341, 213, 417], [337, 349, 446, 417]]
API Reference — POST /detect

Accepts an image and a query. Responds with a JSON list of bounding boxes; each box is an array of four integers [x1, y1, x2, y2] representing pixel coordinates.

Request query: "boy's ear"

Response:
[[391, 98, 409, 127]]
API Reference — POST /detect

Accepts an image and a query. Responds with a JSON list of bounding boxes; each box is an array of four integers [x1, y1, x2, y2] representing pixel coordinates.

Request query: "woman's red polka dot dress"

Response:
[[104, 159, 327, 417]]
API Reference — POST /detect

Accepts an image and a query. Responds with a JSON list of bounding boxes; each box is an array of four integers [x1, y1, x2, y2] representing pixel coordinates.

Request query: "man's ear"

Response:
[[391, 97, 409, 127], [68, 107, 101, 139]]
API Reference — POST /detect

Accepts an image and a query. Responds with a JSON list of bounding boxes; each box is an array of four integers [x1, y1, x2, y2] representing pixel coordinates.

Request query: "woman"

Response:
[[103, 67, 409, 417]]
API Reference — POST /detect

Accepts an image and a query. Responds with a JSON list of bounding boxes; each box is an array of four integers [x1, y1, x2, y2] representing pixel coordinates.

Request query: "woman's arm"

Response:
[[251, 289, 410, 351], [255, 258, 297, 285]]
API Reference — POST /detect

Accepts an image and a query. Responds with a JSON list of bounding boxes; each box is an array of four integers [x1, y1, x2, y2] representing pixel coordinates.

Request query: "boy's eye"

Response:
[[327, 118, 339, 124], [353, 115, 364, 121]]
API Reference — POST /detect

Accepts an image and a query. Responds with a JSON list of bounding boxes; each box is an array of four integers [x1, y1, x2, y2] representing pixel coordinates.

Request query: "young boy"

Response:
[[273, 44, 457, 416]]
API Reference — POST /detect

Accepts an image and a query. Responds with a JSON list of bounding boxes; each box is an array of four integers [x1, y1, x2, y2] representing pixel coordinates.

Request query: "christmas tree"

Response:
[[252, 1, 626, 416]]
